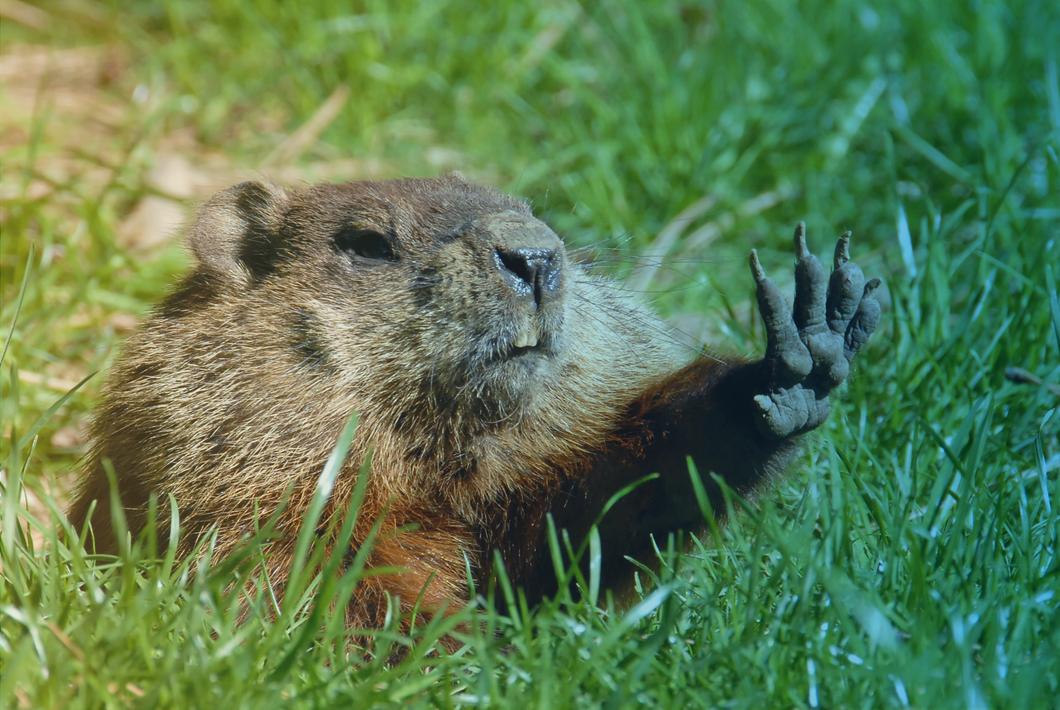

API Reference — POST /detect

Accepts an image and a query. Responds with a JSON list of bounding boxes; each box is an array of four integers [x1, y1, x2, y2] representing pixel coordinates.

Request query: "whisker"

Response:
[[572, 291, 708, 357], [568, 302, 658, 372]]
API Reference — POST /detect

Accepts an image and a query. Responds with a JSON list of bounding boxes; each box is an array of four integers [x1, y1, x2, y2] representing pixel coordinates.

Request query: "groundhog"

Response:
[[69, 174, 881, 628]]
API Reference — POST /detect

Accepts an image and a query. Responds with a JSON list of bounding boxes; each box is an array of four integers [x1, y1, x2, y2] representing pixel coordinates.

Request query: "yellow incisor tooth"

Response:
[[515, 320, 539, 349]]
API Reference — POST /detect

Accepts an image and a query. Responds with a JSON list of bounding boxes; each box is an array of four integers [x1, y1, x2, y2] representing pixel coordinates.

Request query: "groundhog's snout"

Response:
[[493, 247, 561, 310], [482, 209, 565, 311]]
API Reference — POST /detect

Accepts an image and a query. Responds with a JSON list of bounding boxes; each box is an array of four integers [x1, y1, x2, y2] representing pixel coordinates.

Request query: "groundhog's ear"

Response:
[[189, 181, 288, 286]]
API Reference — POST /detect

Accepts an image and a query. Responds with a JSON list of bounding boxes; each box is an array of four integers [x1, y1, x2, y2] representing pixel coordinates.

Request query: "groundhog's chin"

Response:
[[456, 352, 553, 421], [439, 312, 564, 419]]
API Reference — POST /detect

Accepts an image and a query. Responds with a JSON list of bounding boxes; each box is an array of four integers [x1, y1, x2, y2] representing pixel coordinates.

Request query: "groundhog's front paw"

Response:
[[748, 224, 881, 439]]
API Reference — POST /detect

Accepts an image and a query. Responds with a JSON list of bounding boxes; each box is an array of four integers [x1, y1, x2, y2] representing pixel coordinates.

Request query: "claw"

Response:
[[833, 232, 852, 270], [793, 224, 828, 333], [749, 249, 766, 282], [794, 222, 809, 259]]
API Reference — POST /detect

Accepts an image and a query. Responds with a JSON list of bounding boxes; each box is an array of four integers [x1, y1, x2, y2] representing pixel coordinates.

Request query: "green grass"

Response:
[[2, 0, 1059, 706]]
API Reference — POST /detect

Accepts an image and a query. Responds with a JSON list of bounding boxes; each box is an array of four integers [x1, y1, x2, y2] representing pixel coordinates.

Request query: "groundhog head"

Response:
[[188, 174, 572, 428]]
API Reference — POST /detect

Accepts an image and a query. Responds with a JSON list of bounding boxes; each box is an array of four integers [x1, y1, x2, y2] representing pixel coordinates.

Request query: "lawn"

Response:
[[1, 0, 1058, 707]]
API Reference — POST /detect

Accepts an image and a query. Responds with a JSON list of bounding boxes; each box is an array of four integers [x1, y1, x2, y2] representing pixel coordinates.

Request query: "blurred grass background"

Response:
[[1, 0, 1058, 707]]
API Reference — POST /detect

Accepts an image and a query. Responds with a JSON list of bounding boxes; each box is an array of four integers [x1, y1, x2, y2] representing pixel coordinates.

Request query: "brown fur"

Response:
[[69, 175, 809, 628]]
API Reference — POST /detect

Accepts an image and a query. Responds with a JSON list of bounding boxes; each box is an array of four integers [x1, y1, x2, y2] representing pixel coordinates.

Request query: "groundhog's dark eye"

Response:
[[333, 228, 398, 262]]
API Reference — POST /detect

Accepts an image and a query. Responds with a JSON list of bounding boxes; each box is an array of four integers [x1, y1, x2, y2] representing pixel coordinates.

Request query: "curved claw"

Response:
[[833, 231, 852, 270], [749, 248, 766, 282], [794, 222, 809, 259], [793, 225, 828, 333]]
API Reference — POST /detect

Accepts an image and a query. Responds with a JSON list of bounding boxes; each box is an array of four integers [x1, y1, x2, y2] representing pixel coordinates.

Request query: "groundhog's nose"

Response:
[[494, 247, 561, 308]]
